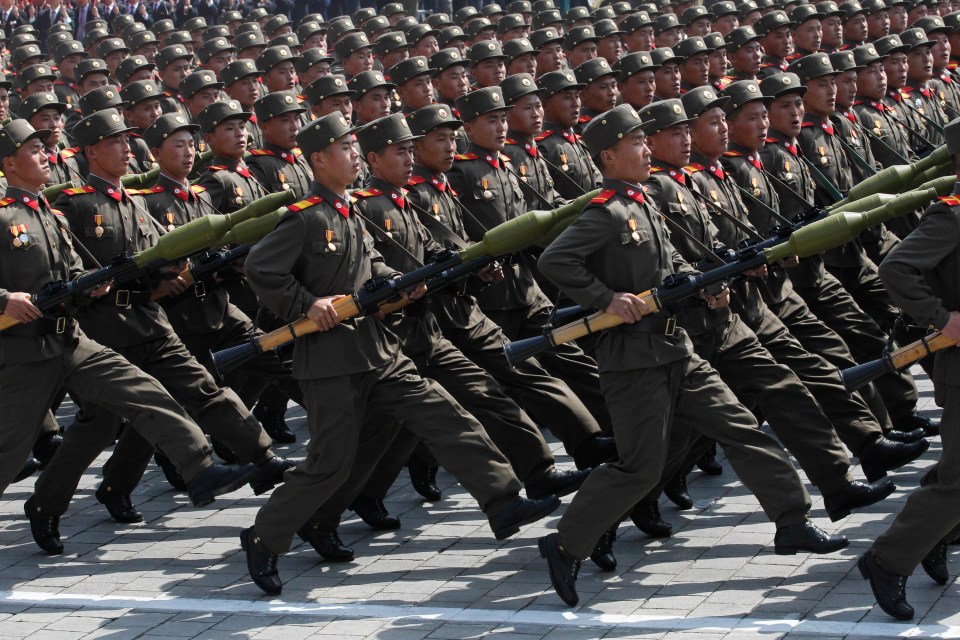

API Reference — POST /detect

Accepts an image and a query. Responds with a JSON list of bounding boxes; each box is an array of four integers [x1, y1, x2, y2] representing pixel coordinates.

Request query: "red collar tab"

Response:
[[623, 185, 644, 203]]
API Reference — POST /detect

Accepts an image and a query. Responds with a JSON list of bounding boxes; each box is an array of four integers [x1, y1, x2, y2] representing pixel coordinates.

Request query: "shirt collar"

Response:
[[88, 173, 128, 202], [312, 181, 351, 217]]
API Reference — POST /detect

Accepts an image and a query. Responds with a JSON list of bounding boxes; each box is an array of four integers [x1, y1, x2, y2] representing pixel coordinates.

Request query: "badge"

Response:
[[94, 214, 104, 237], [433, 203, 441, 220], [481, 178, 492, 200], [279, 171, 290, 190], [325, 229, 335, 252], [384, 218, 393, 238], [677, 193, 687, 212], [820, 156, 828, 165], [751, 177, 760, 197], [628, 218, 639, 242], [560, 152, 569, 171], [165, 212, 175, 231], [710, 190, 718, 201]]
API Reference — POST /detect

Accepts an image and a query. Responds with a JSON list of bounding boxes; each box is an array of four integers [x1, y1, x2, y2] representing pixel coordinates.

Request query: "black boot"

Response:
[[488, 495, 561, 540], [95, 486, 144, 523], [858, 552, 914, 620], [253, 399, 296, 444], [525, 466, 591, 499], [630, 500, 672, 538], [774, 521, 848, 555], [590, 523, 618, 572], [860, 437, 929, 482], [350, 494, 400, 531], [892, 412, 938, 437], [297, 524, 356, 561], [187, 463, 257, 507], [664, 472, 693, 510], [573, 434, 617, 470], [696, 444, 722, 475], [539, 533, 581, 606], [249, 456, 296, 495], [885, 428, 925, 443], [407, 457, 441, 501], [14, 457, 41, 483], [24, 496, 63, 555], [921, 541, 949, 585], [33, 432, 63, 469], [154, 452, 187, 491], [822, 478, 895, 522], [240, 527, 282, 595]]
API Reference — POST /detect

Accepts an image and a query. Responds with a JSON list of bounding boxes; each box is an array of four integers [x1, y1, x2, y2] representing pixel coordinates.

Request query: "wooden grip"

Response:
[[547, 289, 661, 346], [0, 314, 21, 331], [252, 295, 363, 353], [889, 331, 956, 370]]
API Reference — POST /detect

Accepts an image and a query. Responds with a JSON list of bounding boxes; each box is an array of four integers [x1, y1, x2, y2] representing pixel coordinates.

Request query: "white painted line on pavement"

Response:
[[3, 590, 959, 637]]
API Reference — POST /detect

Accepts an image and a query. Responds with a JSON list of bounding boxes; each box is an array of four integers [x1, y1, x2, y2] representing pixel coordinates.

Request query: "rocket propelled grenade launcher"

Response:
[[841, 331, 956, 393], [210, 190, 601, 376], [0, 190, 295, 332], [834, 144, 949, 207], [503, 186, 940, 366]]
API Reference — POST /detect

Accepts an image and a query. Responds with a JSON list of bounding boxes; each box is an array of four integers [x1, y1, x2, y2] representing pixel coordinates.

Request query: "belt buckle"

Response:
[[664, 316, 677, 336], [55, 316, 66, 334], [115, 289, 130, 307], [194, 281, 206, 298]]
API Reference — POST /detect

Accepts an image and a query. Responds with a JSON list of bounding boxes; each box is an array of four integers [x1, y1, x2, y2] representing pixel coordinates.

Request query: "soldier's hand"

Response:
[[942, 310, 960, 344], [701, 287, 730, 309], [5, 292, 42, 323], [404, 282, 428, 301], [156, 276, 189, 297], [89, 282, 112, 298], [744, 265, 767, 278], [308, 295, 342, 331], [606, 292, 647, 323], [477, 262, 504, 283]]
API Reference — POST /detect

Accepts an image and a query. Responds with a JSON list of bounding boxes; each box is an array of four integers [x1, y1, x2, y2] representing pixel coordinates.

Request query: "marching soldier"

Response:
[[246, 91, 313, 198], [220, 59, 264, 151], [17, 93, 81, 186], [502, 73, 562, 211], [118, 80, 161, 174], [156, 44, 193, 123], [389, 56, 434, 114], [574, 58, 619, 130], [196, 101, 270, 214], [51, 40, 86, 110], [900, 26, 950, 147]]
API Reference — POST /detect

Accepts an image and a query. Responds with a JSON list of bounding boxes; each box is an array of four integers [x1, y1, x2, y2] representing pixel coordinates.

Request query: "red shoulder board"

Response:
[[51, 208, 64, 216], [649, 166, 663, 173], [288, 195, 323, 212], [504, 137, 518, 145], [190, 185, 206, 194], [949, 60, 959, 70], [128, 186, 162, 195], [207, 165, 227, 171], [64, 186, 96, 196], [407, 175, 427, 186], [454, 153, 478, 161], [800, 122, 815, 128], [722, 150, 743, 157], [293, 148, 303, 157], [684, 163, 705, 173], [0, 197, 14, 207], [765, 136, 781, 143], [500, 153, 511, 163], [534, 130, 553, 141], [61, 147, 77, 159], [938, 196, 960, 207], [591, 189, 616, 204], [248, 149, 275, 156], [353, 188, 383, 198]]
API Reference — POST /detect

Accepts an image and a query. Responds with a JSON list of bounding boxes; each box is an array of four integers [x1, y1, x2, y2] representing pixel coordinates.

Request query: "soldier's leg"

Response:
[[355, 428, 422, 502], [419, 338, 554, 483], [871, 383, 960, 575], [795, 272, 918, 422], [674, 355, 812, 527], [772, 291, 896, 433], [446, 319, 606, 457], [753, 307, 883, 455], [828, 259, 902, 333]]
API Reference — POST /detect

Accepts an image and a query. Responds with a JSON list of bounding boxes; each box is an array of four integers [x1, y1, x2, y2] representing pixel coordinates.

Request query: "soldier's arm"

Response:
[[538, 204, 617, 310], [195, 171, 226, 212], [244, 211, 316, 322], [878, 205, 959, 330]]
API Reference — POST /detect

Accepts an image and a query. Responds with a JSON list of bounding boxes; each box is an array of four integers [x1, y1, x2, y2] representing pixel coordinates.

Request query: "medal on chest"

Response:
[[235, 185, 244, 206], [628, 218, 639, 242], [752, 177, 760, 196], [677, 193, 687, 212], [165, 212, 176, 231], [481, 178, 492, 200], [9, 223, 27, 247], [560, 153, 569, 172], [279, 171, 290, 190], [818, 146, 828, 164], [325, 229, 336, 252], [784, 160, 793, 181], [433, 203, 441, 221], [384, 218, 393, 239], [94, 214, 104, 238]]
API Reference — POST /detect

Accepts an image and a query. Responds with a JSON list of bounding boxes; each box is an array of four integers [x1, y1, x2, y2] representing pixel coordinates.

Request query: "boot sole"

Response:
[[858, 555, 915, 620], [494, 496, 561, 540], [826, 481, 897, 522], [775, 537, 849, 556], [191, 465, 258, 508]]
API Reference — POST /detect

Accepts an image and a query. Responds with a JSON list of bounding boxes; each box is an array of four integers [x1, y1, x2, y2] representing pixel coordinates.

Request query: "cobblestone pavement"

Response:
[[0, 367, 955, 640]]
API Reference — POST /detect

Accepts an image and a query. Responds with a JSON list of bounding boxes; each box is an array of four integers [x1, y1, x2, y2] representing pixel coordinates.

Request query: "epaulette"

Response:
[[765, 136, 781, 143], [577, 115, 592, 123], [504, 137, 518, 145], [288, 195, 323, 212], [500, 153, 511, 162], [190, 185, 206, 194], [454, 152, 478, 160], [61, 146, 77, 159], [534, 130, 553, 141], [293, 148, 302, 157], [938, 195, 960, 207], [649, 166, 663, 173], [0, 197, 14, 207], [722, 150, 743, 157], [247, 149, 275, 156], [64, 186, 96, 196], [407, 175, 427, 185], [800, 122, 816, 128], [51, 208, 64, 216], [127, 186, 162, 195], [590, 189, 616, 204], [684, 163, 705, 173], [353, 187, 383, 198], [207, 165, 227, 171]]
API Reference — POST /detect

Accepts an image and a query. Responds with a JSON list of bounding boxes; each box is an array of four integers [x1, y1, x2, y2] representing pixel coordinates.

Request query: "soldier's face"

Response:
[[656, 27, 683, 48], [907, 45, 934, 82], [343, 47, 375, 76], [537, 43, 564, 72], [567, 41, 598, 68], [398, 75, 434, 110], [315, 135, 360, 188], [317, 95, 353, 119], [713, 15, 739, 36], [369, 140, 414, 187], [857, 61, 888, 99], [507, 53, 537, 77], [867, 10, 890, 38], [30, 108, 64, 148], [262, 111, 302, 150], [686, 18, 712, 37], [160, 59, 192, 88], [930, 31, 951, 68], [603, 129, 650, 182], [381, 48, 410, 72], [793, 19, 822, 52], [728, 100, 769, 150], [763, 26, 794, 59], [413, 36, 440, 58], [0, 88, 8, 121], [803, 75, 836, 116], [58, 54, 86, 81], [24, 79, 55, 97], [691, 107, 729, 157], [80, 73, 110, 94], [843, 13, 868, 42], [266, 61, 298, 93], [680, 52, 710, 88], [888, 6, 908, 32], [543, 89, 582, 127], [597, 34, 623, 63], [9, 139, 50, 188], [620, 70, 656, 108], [226, 76, 260, 109], [204, 51, 234, 76], [583, 76, 619, 111], [648, 123, 691, 167], [88, 134, 132, 178], [883, 52, 908, 88], [414, 126, 458, 173], [626, 26, 655, 51], [207, 117, 248, 159], [154, 129, 195, 180], [835, 69, 858, 108], [709, 49, 728, 78], [820, 16, 843, 46], [507, 92, 543, 136], [355, 88, 392, 123], [731, 41, 762, 75], [654, 63, 681, 98], [187, 87, 222, 119], [769, 93, 804, 137], [463, 110, 508, 151], [472, 58, 506, 88], [434, 65, 470, 101]]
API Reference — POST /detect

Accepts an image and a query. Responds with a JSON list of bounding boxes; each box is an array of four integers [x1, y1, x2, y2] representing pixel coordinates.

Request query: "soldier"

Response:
[[374, 32, 409, 74], [220, 59, 264, 151], [114, 55, 154, 88], [29, 109, 289, 538], [654, 13, 684, 48], [724, 26, 763, 83], [916, 15, 960, 118], [468, 39, 507, 89], [859, 118, 960, 621], [336, 32, 375, 79], [536, 70, 602, 199], [18, 64, 57, 102], [502, 73, 562, 211], [238, 111, 562, 596], [651, 47, 684, 100], [879, 34, 935, 158], [574, 58, 618, 131], [676, 36, 713, 92], [348, 70, 395, 127], [156, 44, 193, 123], [531, 27, 564, 75], [51, 40, 86, 110], [197, 37, 234, 77], [865, 0, 892, 39], [616, 50, 658, 109], [756, 10, 796, 76], [244, 92, 313, 198], [712, 1, 741, 36], [0, 120, 255, 542], [706, 32, 733, 91], [17, 93, 81, 186], [429, 48, 470, 153], [683, 5, 714, 38], [564, 25, 600, 69], [448, 87, 612, 432], [900, 26, 950, 147], [235, 29, 267, 62], [536, 104, 848, 608], [790, 4, 825, 59], [390, 56, 434, 114], [594, 19, 625, 65], [96, 38, 130, 84], [408, 24, 440, 60], [304, 74, 354, 121], [118, 80, 161, 174], [841, 0, 869, 49]]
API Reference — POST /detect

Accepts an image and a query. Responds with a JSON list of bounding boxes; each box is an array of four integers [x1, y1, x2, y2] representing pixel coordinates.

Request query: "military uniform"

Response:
[[503, 129, 563, 210], [535, 122, 602, 200], [247, 144, 313, 198], [34, 110, 275, 518]]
